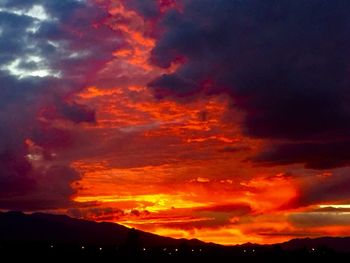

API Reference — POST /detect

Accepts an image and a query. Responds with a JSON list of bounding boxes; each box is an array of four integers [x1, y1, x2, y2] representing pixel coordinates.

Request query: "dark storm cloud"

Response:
[[0, 148, 34, 195], [146, 0, 350, 169], [251, 141, 350, 169], [0, 165, 80, 211], [289, 169, 350, 207], [0, 0, 118, 210], [123, 0, 160, 19], [58, 101, 96, 124]]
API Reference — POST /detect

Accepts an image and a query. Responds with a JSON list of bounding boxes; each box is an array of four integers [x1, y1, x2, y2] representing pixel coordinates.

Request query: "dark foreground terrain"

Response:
[[1, 211, 350, 262]]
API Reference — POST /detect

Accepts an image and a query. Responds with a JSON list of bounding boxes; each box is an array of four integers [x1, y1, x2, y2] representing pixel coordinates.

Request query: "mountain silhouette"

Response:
[[1, 211, 350, 251], [0, 211, 205, 247], [1, 211, 350, 262], [280, 236, 350, 253]]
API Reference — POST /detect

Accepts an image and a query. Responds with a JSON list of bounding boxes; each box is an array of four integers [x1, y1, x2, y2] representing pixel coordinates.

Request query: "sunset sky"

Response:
[[1, 0, 350, 245]]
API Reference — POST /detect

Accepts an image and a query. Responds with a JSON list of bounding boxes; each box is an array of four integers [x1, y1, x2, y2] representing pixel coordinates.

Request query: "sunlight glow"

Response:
[[319, 204, 350, 209], [74, 194, 207, 212]]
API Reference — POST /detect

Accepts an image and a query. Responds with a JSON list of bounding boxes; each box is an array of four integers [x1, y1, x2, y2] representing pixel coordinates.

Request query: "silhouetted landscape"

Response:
[[1, 211, 349, 262]]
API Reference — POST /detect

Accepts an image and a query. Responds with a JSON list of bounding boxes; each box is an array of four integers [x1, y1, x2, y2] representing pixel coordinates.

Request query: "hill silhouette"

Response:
[[0, 211, 350, 262], [280, 236, 350, 252], [0, 211, 204, 247]]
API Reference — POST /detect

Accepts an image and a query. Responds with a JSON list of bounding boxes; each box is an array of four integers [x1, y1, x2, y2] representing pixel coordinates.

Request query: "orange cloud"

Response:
[[56, 0, 350, 245]]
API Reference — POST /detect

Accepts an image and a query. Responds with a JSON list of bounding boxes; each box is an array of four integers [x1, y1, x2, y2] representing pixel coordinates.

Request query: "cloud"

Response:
[[0, 165, 80, 210], [67, 207, 125, 220], [122, 0, 160, 19], [144, 0, 350, 169], [0, 0, 119, 210], [218, 145, 251, 153], [289, 168, 350, 207], [151, 203, 253, 229], [66, 206, 152, 222], [250, 141, 350, 169], [289, 211, 350, 227], [195, 203, 251, 214], [57, 101, 96, 124]]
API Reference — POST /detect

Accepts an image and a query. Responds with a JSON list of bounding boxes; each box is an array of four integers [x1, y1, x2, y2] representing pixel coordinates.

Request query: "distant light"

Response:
[[168, 252, 172, 255], [311, 248, 315, 251], [199, 248, 202, 252], [81, 246, 85, 250], [50, 245, 54, 248], [175, 248, 178, 252], [143, 248, 146, 251], [99, 247, 103, 251], [243, 249, 246, 253], [191, 249, 194, 252], [163, 248, 167, 251], [252, 249, 255, 252]]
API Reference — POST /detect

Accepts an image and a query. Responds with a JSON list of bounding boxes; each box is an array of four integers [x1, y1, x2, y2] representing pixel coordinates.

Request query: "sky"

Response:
[[1, 0, 350, 245]]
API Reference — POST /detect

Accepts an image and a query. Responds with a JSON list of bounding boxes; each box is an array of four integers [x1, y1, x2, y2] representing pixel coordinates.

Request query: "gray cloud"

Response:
[[0, 0, 119, 210], [290, 211, 350, 227]]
